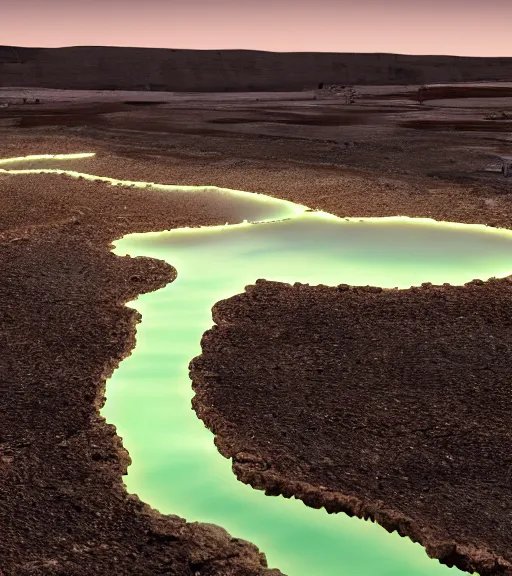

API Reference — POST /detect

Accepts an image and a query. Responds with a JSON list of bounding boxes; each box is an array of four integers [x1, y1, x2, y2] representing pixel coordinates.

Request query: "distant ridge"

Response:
[[1, 46, 512, 91]]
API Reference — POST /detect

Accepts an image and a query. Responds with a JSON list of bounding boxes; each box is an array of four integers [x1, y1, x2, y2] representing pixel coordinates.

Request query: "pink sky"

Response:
[[2, 0, 512, 57]]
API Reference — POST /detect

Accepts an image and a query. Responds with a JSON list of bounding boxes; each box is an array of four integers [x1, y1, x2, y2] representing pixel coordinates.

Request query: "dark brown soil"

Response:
[[207, 113, 371, 127], [0, 169, 282, 576], [2, 87, 512, 575], [401, 119, 512, 132], [17, 114, 109, 128], [418, 86, 512, 101], [369, 86, 512, 102], [0, 103, 128, 128], [190, 279, 512, 576]]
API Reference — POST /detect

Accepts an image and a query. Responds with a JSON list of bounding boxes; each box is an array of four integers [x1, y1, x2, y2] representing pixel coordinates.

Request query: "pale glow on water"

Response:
[[0, 152, 306, 225], [106, 212, 512, 576], [0, 152, 96, 164], [6, 154, 505, 575]]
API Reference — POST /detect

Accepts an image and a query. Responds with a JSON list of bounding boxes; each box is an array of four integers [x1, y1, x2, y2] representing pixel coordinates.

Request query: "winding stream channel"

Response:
[[6, 153, 512, 575]]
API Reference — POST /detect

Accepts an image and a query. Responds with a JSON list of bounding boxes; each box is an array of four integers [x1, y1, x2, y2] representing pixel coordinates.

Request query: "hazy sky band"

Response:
[[2, 0, 511, 56]]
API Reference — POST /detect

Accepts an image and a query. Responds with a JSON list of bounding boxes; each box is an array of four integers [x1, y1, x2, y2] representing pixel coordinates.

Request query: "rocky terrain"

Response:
[[0, 138, 287, 576], [190, 278, 512, 576], [1, 84, 512, 575]]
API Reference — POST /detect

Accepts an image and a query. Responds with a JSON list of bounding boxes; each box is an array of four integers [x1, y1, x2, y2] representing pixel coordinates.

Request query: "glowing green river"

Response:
[[6, 153, 512, 575]]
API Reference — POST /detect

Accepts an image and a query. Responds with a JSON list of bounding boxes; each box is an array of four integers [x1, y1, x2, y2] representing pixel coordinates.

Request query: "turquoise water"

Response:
[[6, 153, 509, 575]]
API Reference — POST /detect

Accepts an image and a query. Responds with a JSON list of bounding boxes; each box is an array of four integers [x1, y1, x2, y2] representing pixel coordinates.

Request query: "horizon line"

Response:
[[3, 45, 512, 59]]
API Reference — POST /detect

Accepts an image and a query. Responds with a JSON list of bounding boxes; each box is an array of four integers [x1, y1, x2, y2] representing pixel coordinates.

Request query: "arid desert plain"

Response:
[[2, 82, 512, 576]]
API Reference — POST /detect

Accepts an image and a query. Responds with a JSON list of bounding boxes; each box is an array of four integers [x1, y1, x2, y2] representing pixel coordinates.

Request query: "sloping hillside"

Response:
[[1, 46, 512, 91]]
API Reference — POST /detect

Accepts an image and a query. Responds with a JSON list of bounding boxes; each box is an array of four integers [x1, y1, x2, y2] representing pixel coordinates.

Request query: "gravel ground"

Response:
[[1, 89, 512, 575], [0, 141, 285, 576], [190, 279, 512, 576]]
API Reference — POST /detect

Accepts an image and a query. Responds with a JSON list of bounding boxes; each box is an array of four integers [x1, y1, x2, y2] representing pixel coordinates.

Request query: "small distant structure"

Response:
[[344, 86, 356, 104], [496, 155, 512, 178], [485, 110, 512, 120], [19, 95, 42, 105], [417, 85, 427, 105], [315, 84, 357, 103]]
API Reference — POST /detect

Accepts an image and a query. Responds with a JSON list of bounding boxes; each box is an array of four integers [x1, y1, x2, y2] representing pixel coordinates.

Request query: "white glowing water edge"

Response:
[[5, 152, 503, 576]]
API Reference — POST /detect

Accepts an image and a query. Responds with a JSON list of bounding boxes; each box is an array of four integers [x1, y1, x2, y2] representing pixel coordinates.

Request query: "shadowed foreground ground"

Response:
[[190, 279, 512, 576]]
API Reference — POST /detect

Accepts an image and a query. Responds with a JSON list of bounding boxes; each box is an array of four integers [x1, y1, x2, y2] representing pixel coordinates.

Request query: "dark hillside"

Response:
[[1, 46, 512, 91]]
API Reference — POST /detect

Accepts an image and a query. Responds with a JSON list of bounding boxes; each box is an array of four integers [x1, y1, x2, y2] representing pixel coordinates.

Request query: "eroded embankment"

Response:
[[0, 158, 283, 575], [3, 146, 512, 576], [190, 278, 512, 576]]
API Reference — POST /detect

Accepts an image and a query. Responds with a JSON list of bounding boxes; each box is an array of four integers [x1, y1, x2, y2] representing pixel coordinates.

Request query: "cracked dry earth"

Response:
[[190, 279, 512, 576]]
